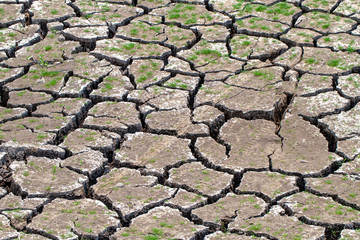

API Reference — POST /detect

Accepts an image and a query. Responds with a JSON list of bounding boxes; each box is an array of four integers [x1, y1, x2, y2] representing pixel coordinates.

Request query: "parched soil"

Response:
[[0, 0, 360, 239]]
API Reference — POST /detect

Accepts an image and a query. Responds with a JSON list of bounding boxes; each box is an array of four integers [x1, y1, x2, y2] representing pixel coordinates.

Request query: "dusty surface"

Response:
[[0, 0, 359, 239]]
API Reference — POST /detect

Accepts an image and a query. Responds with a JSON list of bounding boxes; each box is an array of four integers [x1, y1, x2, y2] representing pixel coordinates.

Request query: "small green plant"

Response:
[[144, 235, 159, 240], [123, 43, 136, 50], [130, 28, 138, 36], [37, 133, 47, 141], [35, 124, 44, 130], [327, 59, 341, 67], [61, 209, 73, 213], [305, 58, 317, 64], [44, 46, 52, 51], [17, 91, 26, 97], [248, 223, 262, 231], [347, 45, 356, 53], [39, 56, 48, 67], [50, 9, 59, 15]]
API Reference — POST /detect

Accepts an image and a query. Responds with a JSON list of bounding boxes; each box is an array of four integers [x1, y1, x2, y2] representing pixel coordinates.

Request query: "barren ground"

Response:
[[0, 0, 360, 239]]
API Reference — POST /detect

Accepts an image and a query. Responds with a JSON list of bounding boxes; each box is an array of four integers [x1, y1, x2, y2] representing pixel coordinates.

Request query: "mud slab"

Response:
[[0, 0, 360, 239]]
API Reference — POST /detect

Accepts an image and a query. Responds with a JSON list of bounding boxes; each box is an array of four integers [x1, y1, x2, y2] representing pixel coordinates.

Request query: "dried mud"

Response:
[[0, 0, 360, 239]]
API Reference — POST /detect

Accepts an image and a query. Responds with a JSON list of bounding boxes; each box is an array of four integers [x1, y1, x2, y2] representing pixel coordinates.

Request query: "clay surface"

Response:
[[0, 0, 359, 239]]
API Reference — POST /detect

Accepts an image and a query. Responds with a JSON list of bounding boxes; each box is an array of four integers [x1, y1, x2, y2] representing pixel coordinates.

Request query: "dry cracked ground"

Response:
[[0, 0, 360, 239]]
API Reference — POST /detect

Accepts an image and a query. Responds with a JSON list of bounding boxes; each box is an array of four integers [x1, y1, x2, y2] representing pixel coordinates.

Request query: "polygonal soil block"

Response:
[[334, 0, 360, 15], [5, 66, 60, 91], [237, 172, 297, 198], [0, 214, 19, 239], [90, 73, 133, 100], [0, 193, 45, 210], [59, 54, 112, 80], [213, 0, 273, 12], [0, 107, 27, 122], [195, 137, 227, 164], [59, 76, 93, 95], [151, 3, 230, 25], [146, 108, 208, 136], [60, 128, 118, 153], [237, 2, 300, 24], [226, 66, 284, 90], [235, 17, 289, 35], [84, 101, 141, 133], [0, 128, 55, 145], [177, 41, 241, 78], [16, 233, 50, 239], [115, 132, 192, 174], [337, 137, 360, 160], [318, 34, 360, 52], [2, 115, 73, 133], [340, 229, 360, 240], [290, 91, 349, 117], [195, 81, 285, 112], [0, 193, 45, 228], [91, 168, 175, 217], [0, 141, 66, 161], [197, 25, 229, 42], [128, 59, 168, 88], [10, 156, 87, 196], [271, 114, 338, 174], [5, 36, 78, 68], [302, 0, 337, 11], [73, 2, 140, 24], [62, 24, 108, 38], [295, 47, 359, 74], [336, 157, 360, 175], [193, 105, 223, 123], [295, 74, 333, 96], [34, 98, 90, 116], [205, 231, 266, 239], [319, 103, 360, 139], [137, 0, 172, 8], [0, 23, 39, 52], [280, 192, 360, 224], [0, 67, 23, 81], [164, 57, 198, 75], [192, 193, 265, 224], [95, 39, 169, 59], [163, 74, 199, 91], [167, 162, 233, 196], [0, 4, 23, 23], [307, 174, 360, 205], [166, 189, 206, 209], [110, 206, 206, 240], [218, 118, 280, 170], [229, 205, 325, 239], [118, 15, 172, 43], [7, 90, 52, 108], [337, 74, 360, 98], [274, 47, 303, 68], [295, 12, 356, 33], [230, 36, 287, 60], [128, 87, 189, 110], [280, 29, 321, 46], [27, 198, 118, 239], [30, 0, 75, 19], [61, 150, 107, 178]]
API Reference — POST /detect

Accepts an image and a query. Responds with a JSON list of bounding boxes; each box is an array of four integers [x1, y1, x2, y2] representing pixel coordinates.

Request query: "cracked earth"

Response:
[[0, 0, 359, 239]]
